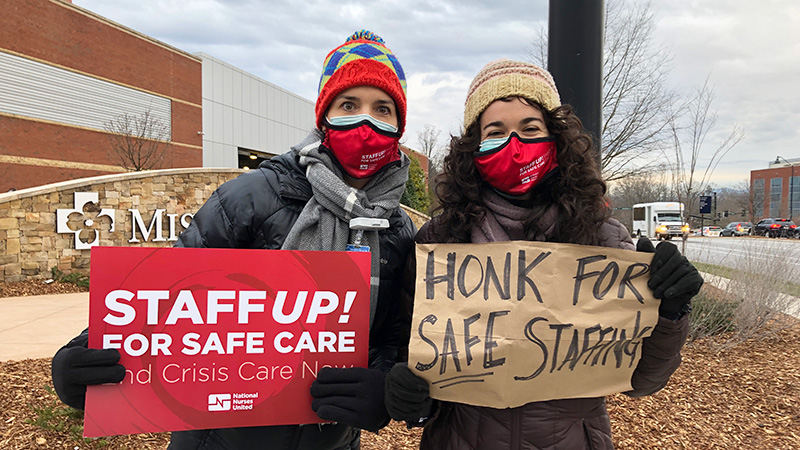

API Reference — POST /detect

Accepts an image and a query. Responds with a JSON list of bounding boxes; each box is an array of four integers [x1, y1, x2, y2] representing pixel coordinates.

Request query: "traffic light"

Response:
[[724, 210, 729, 217]]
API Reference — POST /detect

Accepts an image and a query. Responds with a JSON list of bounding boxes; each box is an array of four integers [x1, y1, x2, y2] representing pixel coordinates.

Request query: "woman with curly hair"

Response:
[[433, 67, 611, 247], [384, 59, 703, 449]]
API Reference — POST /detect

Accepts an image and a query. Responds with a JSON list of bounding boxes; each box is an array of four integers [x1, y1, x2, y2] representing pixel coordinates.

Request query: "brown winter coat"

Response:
[[402, 217, 689, 450]]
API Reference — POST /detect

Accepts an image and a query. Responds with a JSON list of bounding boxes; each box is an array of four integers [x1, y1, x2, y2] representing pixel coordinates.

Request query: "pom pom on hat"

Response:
[[463, 59, 561, 132], [345, 30, 385, 44], [316, 30, 407, 133]]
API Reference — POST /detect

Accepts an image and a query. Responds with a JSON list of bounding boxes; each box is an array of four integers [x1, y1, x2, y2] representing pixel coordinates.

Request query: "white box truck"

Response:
[[632, 202, 690, 240]]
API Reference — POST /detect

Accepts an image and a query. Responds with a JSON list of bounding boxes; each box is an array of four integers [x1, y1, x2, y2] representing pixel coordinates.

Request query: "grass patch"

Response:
[[51, 267, 90, 289], [689, 251, 800, 350], [26, 387, 110, 445], [691, 261, 800, 297], [688, 285, 738, 342], [26, 387, 85, 441], [692, 262, 734, 279]]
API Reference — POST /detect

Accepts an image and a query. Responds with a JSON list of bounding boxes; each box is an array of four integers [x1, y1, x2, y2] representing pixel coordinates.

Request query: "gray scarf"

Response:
[[282, 129, 410, 325], [471, 189, 558, 243]]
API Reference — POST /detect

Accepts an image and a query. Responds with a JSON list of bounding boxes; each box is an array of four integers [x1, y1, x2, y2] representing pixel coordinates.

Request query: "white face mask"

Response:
[[326, 114, 398, 134], [478, 136, 511, 153]]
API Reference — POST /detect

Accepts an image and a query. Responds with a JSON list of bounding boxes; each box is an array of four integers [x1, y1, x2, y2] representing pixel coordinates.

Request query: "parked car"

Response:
[[720, 221, 753, 237], [752, 218, 797, 238], [702, 226, 722, 237]]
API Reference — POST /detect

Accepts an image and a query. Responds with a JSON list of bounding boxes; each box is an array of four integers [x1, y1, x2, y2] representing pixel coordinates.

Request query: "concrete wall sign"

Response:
[[55, 192, 195, 248], [56, 192, 116, 250], [1, 167, 429, 283], [0, 168, 243, 282], [127, 209, 193, 243]]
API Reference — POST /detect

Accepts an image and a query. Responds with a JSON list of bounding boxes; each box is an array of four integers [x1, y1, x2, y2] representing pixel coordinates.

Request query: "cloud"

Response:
[[75, 0, 800, 186], [653, 0, 800, 184]]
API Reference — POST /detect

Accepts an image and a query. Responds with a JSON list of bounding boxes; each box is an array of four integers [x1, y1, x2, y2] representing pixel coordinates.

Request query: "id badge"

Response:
[[346, 244, 370, 252]]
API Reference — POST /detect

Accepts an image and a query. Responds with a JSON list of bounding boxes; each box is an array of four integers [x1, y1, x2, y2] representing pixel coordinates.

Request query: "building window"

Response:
[[770, 178, 782, 217], [753, 179, 764, 218], [791, 175, 800, 218], [237, 148, 273, 170]]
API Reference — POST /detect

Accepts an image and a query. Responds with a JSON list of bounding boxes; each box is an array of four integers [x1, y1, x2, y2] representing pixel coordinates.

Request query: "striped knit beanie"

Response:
[[463, 59, 561, 132], [316, 30, 407, 133]]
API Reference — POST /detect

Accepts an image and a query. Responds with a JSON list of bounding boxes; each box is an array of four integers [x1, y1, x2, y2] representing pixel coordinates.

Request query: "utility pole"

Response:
[[548, 0, 604, 165], [713, 191, 717, 224]]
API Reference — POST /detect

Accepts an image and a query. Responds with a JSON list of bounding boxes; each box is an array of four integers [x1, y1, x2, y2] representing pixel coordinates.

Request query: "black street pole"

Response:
[[548, 0, 604, 166]]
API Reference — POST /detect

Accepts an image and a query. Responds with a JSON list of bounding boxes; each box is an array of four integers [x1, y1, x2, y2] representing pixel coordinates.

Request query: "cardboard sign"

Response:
[[408, 241, 659, 409], [85, 247, 370, 437]]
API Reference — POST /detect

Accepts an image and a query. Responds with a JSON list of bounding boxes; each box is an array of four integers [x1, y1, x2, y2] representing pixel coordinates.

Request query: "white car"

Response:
[[702, 226, 722, 237]]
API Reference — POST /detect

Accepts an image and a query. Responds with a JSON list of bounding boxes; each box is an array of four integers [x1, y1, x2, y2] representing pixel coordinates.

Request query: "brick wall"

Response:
[[1, 0, 200, 104], [750, 166, 794, 220], [0, 0, 202, 192]]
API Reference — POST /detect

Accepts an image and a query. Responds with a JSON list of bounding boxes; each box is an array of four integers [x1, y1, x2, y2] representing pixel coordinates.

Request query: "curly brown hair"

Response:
[[433, 98, 610, 245]]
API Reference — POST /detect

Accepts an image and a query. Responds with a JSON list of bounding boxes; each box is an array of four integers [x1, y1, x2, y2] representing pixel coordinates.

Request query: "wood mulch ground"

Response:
[[0, 281, 798, 449], [0, 279, 88, 298]]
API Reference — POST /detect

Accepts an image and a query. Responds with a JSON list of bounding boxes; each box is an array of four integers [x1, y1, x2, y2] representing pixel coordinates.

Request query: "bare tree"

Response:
[[749, 178, 766, 223], [715, 181, 752, 223], [416, 124, 444, 170], [610, 171, 674, 206], [608, 170, 674, 229], [528, 0, 678, 181], [416, 124, 441, 158], [732, 180, 753, 221], [669, 78, 745, 249], [104, 110, 171, 171]]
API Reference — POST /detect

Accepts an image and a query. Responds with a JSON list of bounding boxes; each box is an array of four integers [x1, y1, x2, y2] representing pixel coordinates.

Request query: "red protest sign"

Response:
[[84, 247, 370, 437]]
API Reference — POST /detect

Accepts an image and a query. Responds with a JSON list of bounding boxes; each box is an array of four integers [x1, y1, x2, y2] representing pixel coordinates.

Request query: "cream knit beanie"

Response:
[[463, 59, 561, 132]]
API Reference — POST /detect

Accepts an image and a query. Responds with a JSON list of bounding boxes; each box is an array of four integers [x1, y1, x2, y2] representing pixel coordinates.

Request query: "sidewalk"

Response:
[[1, 276, 797, 362], [0, 292, 89, 361]]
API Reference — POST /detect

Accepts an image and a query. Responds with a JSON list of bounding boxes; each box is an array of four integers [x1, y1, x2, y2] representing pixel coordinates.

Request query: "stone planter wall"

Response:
[[0, 168, 431, 282], [0, 168, 243, 282]]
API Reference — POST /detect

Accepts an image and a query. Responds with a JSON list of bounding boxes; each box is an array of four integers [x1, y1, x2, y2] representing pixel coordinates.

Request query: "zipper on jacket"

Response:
[[511, 408, 521, 450], [582, 419, 596, 450]]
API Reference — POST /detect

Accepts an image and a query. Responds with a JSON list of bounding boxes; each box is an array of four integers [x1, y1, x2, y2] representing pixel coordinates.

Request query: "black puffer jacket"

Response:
[[168, 150, 416, 450]]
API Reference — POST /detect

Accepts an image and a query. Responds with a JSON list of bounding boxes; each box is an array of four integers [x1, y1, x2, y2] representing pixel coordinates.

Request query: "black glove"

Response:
[[51, 332, 126, 410], [636, 236, 656, 253], [384, 363, 434, 425], [310, 367, 390, 432], [637, 238, 703, 320]]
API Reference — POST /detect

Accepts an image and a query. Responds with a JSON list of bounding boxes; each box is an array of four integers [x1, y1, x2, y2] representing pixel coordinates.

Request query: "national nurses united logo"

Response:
[[208, 393, 231, 411], [207, 392, 259, 411]]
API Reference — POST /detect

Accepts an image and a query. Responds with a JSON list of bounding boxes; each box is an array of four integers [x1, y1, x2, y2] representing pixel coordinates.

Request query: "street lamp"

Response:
[[774, 156, 797, 220]]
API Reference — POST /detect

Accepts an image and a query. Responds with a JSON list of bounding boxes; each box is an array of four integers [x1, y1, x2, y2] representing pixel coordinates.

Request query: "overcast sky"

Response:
[[75, 0, 800, 187]]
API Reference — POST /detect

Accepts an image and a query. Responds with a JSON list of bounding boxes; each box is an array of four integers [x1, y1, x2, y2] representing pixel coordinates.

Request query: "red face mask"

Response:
[[323, 118, 401, 179], [473, 133, 558, 196]]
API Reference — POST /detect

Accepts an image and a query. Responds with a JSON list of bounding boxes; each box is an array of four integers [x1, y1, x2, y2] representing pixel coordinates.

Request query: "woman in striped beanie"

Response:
[[52, 30, 416, 450], [384, 59, 703, 449]]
